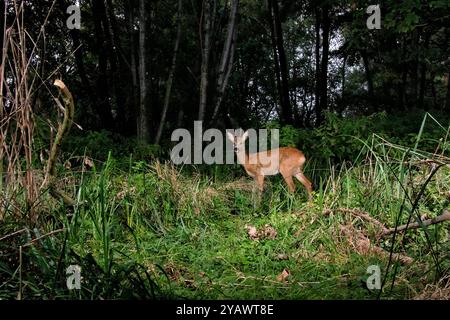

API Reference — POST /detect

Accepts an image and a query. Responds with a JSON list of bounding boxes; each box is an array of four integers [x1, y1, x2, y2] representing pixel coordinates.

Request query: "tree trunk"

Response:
[[106, 0, 130, 134], [91, 0, 113, 130], [0, 0, 5, 63], [339, 54, 346, 115], [341, 55, 346, 98], [314, 6, 322, 125], [155, 0, 183, 144], [445, 72, 450, 111], [430, 71, 438, 109], [399, 67, 408, 110], [361, 49, 376, 111], [318, 4, 330, 125], [125, 0, 138, 136], [57, 0, 98, 116], [137, 0, 150, 141], [70, 28, 99, 114], [0, 0, 5, 116], [268, 0, 284, 123], [411, 30, 419, 107], [268, 0, 292, 125], [210, 0, 239, 124], [272, 0, 292, 125], [198, 0, 213, 121], [418, 33, 430, 110], [398, 37, 408, 111]]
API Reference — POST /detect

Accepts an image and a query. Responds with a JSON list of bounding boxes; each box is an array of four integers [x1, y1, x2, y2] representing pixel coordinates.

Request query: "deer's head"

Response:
[[226, 130, 248, 153]]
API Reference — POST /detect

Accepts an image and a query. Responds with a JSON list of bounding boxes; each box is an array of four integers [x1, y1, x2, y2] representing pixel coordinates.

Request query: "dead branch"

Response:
[[326, 207, 450, 264], [323, 208, 389, 234], [40, 79, 75, 206], [21, 228, 65, 248], [339, 224, 413, 265], [383, 209, 450, 236], [403, 159, 450, 168], [0, 228, 28, 242], [324, 207, 450, 238]]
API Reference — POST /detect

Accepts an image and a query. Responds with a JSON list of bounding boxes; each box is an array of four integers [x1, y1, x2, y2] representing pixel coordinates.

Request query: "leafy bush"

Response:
[[62, 130, 162, 165], [273, 111, 449, 167]]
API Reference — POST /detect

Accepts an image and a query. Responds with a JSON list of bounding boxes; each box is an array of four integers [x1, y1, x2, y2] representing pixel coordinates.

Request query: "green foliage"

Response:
[[63, 130, 163, 163], [274, 111, 449, 168], [1, 113, 449, 299]]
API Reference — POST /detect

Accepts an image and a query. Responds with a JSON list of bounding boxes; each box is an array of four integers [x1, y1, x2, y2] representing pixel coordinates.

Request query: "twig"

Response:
[[383, 209, 450, 236], [324, 207, 450, 238], [323, 208, 389, 234], [0, 228, 28, 242], [21, 228, 64, 248]]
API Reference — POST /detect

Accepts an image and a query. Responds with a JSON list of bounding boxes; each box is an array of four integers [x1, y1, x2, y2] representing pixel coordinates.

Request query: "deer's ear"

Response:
[[226, 131, 235, 142], [242, 130, 249, 141]]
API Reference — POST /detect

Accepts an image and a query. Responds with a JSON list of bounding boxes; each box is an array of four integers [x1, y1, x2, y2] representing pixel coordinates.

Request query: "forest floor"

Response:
[[1, 122, 450, 300], [43, 157, 449, 300]]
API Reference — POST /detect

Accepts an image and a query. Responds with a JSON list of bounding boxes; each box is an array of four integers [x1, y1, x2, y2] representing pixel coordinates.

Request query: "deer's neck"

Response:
[[236, 147, 249, 167]]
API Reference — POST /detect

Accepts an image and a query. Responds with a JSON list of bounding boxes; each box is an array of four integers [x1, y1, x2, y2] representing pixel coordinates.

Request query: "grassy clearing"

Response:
[[1, 127, 449, 300]]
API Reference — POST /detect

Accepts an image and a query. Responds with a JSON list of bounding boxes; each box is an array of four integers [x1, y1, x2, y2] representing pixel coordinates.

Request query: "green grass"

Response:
[[1, 116, 449, 300]]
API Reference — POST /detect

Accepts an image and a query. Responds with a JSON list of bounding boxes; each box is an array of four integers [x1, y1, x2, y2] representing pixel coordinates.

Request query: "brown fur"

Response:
[[228, 131, 313, 197]]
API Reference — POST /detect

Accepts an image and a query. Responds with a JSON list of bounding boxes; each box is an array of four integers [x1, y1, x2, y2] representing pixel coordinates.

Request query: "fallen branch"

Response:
[[21, 228, 65, 248], [325, 207, 450, 264], [0, 228, 28, 242], [323, 208, 389, 235], [339, 224, 413, 265], [383, 209, 450, 236], [324, 207, 450, 238]]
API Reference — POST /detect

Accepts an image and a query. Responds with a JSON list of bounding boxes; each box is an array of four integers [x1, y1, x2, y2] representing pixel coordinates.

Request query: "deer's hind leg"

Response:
[[281, 173, 296, 193], [294, 172, 313, 199]]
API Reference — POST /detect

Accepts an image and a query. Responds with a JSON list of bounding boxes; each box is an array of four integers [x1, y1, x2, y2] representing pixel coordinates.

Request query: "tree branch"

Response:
[[40, 79, 75, 207]]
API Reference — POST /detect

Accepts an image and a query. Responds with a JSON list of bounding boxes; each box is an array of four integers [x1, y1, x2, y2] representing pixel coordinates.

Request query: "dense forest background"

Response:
[[0, 0, 449, 300], [2, 0, 449, 142]]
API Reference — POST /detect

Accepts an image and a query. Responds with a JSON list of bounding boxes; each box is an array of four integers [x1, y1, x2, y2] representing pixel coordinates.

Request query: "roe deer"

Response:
[[226, 130, 313, 197]]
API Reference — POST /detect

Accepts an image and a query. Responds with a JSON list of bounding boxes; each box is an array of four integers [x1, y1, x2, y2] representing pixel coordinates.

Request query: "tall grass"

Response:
[[1, 113, 448, 299]]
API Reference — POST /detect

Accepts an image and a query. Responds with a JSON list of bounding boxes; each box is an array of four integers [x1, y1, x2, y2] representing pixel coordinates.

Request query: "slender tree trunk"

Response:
[[444, 28, 450, 111], [317, 4, 330, 125], [398, 37, 408, 111], [272, 0, 292, 125], [418, 33, 430, 110], [399, 67, 408, 110], [137, 0, 150, 141], [0, 0, 4, 124], [71, 30, 96, 98], [341, 55, 346, 98], [314, 7, 322, 125], [58, 0, 97, 118], [0, 0, 4, 114], [198, 0, 213, 121], [361, 49, 376, 111], [177, 108, 185, 128], [210, 0, 239, 123], [268, 0, 284, 124], [106, 0, 130, 134], [430, 71, 438, 109], [411, 30, 419, 107], [155, 0, 183, 144], [91, 0, 113, 130], [0, 0, 5, 63], [445, 72, 450, 111], [125, 0, 138, 135], [339, 54, 346, 115]]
